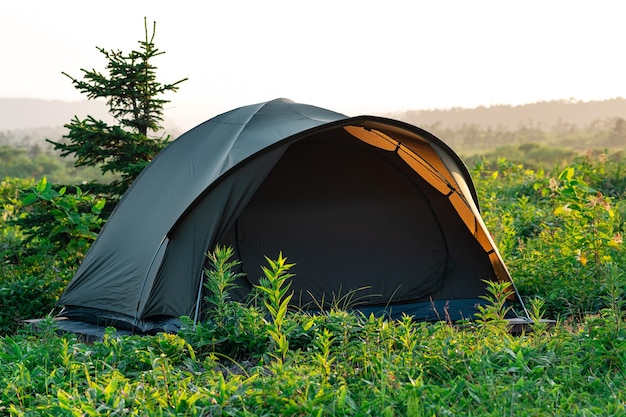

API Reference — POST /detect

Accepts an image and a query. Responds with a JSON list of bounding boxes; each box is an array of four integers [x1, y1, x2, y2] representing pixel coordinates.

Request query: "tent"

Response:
[[55, 98, 527, 335]]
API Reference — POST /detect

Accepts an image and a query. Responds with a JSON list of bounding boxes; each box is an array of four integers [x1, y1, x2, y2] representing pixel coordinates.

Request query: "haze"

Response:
[[2, 1, 625, 131]]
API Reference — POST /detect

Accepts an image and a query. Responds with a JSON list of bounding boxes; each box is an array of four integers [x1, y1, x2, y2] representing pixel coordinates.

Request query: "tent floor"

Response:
[[24, 317, 135, 343], [23, 316, 555, 343], [454, 317, 556, 334]]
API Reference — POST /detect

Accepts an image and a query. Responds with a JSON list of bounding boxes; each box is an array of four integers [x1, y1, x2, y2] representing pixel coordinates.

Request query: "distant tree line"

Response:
[[1, 117, 624, 182], [426, 117, 625, 152], [0, 144, 117, 184], [424, 117, 625, 169]]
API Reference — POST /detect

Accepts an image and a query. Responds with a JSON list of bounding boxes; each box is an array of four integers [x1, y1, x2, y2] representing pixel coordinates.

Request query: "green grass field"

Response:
[[1, 151, 624, 415]]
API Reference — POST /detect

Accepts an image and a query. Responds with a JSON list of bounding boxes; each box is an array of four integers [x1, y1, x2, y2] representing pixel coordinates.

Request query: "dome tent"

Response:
[[55, 98, 528, 335]]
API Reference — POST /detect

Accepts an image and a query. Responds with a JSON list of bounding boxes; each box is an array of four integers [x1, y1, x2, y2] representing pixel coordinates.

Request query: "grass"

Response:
[[2, 248, 626, 416], [1, 305, 625, 415]]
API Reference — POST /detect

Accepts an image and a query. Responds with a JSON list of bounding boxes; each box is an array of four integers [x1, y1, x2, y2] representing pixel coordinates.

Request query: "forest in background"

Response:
[[1, 97, 625, 183], [389, 97, 626, 166]]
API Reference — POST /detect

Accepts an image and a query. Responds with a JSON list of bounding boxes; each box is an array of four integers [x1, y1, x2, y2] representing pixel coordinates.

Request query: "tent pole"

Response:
[[133, 236, 168, 330], [192, 272, 204, 328], [511, 279, 531, 320]]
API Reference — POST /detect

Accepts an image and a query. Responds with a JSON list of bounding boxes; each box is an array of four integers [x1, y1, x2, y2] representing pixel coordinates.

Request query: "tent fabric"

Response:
[[57, 98, 522, 333]]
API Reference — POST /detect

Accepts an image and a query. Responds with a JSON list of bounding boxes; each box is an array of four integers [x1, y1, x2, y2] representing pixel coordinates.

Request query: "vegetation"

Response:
[[0, 148, 624, 414], [3, 116, 624, 187], [439, 118, 625, 163], [0, 245, 624, 415], [398, 98, 626, 140], [0, 144, 116, 185], [474, 152, 625, 318], [46, 18, 187, 198], [0, 19, 188, 293]]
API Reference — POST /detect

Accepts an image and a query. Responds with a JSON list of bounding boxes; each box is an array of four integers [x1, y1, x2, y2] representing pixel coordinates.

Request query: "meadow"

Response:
[[0, 150, 625, 415]]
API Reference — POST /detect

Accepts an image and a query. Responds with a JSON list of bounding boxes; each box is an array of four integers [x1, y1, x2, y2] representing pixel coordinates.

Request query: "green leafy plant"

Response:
[[181, 246, 267, 361], [203, 245, 244, 325], [553, 166, 619, 266], [475, 279, 514, 333], [254, 253, 296, 363], [0, 178, 32, 262], [20, 176, 105, 264], [527, 297, 550, 335], [598, 263, 625, 335], [0, 269, 69, 334], [312, 327, 336, 384], [2, 277, 626, 415], [475, 153, 625, 318]]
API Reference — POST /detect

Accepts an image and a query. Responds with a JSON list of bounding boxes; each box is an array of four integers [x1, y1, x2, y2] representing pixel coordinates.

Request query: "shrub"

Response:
[[476, 154, 625, 318], [17, 177, 105, 265], [0, 258, 72, 334]]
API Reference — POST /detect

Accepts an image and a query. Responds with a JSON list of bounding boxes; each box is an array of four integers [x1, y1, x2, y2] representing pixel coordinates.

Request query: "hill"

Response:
[[1, 97, 625, 153], [3, 97, 626, 133], [0, 98, 111, 131], [0, 99, 113, 149], [0, 98, 193, 148], [390, 97, 626, 129]]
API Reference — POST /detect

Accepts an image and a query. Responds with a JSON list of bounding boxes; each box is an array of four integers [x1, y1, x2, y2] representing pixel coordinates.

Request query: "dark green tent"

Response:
[[55, 98, 527, 334]]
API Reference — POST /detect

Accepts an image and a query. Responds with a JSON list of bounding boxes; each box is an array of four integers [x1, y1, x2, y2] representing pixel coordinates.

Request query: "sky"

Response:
[[2, 1, 626, 130]]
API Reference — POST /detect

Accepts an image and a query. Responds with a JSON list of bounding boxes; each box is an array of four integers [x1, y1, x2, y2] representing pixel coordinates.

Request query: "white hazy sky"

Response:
[[2, 1, 626, 130]]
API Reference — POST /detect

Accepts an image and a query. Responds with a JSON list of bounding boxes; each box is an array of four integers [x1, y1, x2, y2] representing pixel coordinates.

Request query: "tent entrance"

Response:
[[218, 128, 451, 309]]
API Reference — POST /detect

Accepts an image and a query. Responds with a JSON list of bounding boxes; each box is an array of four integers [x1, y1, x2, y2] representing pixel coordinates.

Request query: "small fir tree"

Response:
[[47, 18, 187, 197]]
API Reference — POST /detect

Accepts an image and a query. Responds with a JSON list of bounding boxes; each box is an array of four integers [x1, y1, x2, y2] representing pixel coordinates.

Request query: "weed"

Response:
[[202, 245, 244, 326], [254, 252, 295, 363], [180, 247, 267, 361], [475, 279, 514, 333]]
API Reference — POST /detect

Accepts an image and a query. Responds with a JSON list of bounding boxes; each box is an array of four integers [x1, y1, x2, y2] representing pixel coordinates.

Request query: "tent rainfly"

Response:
[[55, 98, 529, 335]]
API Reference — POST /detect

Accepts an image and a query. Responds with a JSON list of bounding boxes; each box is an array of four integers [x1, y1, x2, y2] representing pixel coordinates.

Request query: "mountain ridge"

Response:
[[0, 98, 112, 131], [389, 97, 626, 129], [2, 96, 625, 133]]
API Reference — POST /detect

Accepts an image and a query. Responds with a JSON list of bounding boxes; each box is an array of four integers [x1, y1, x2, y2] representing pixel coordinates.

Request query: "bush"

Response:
[[476, 152, 625, 318], [0, 176, 100, 333], [0, 257, 72, 334]]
